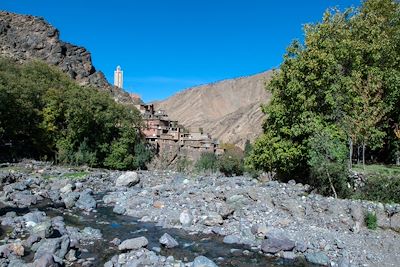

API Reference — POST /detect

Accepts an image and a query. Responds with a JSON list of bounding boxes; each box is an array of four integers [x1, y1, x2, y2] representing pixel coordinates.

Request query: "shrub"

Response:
[[218, 145, 244, 177], [195, 152, 218, 173], [353, 175, 400, 204], [177, 155, 192, 173], [365, 212, 377, 230]]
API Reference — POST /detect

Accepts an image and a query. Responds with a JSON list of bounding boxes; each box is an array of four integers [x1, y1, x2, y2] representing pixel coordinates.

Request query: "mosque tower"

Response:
[[114, 65, 123, 88]]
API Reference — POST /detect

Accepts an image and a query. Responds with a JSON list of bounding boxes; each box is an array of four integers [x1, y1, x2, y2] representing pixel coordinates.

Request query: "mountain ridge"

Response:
[[0, 11, 138, 104], [155, 70, 273, 148]]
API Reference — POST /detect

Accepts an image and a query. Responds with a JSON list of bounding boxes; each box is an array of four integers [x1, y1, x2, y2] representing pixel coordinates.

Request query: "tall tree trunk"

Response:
[[362, 142, 366, 170], [396, 151, 400, 166], [349, 138, 353, 170], [357, 145, 361, 165]]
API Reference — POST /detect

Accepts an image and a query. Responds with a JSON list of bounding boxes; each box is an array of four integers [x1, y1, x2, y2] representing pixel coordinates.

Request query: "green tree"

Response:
[[249, 0, 400, 195]]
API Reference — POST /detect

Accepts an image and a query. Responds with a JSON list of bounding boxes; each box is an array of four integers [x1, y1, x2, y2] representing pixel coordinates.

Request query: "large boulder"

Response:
[[115, 172, 140, 187], [118, 236, 148, 251]]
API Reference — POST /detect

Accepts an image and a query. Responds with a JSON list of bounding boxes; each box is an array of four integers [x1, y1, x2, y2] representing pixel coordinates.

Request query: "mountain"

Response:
[[154, 71, 273, 148], [0, 11, 137, 104]]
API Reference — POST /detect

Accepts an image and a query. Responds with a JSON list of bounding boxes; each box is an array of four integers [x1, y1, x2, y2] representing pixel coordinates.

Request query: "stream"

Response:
[[1, 196, 314, 266]]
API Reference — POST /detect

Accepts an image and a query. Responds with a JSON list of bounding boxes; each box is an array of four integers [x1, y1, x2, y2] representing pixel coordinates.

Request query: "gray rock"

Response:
[[338, 256, 350, 267], [75, 192, 96, 211], [32, 252, 59, 267], [34, 236, 70, 260], [282, 251, 296, 260], [203, 212, 223, 226], [31, 220, 53, 238], [118, 236, 148, 251], [390, 212, 400, 232], [159, 233, 179, 248], [250, 223, 268, 237], [179, 210, 193, 226], [113, 205, 126, 215], [115, 172, 140, 187], [223, 235, 240, 244], [62, 192, 80, 209], [60, 184, 73, 194], [261, 236, 295, 254], [295, 241, 308, 252], [192, 256, 218, 267], [305, 252, 330, 266]]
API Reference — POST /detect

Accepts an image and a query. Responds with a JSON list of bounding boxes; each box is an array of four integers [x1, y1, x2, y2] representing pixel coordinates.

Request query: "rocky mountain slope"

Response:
[[0, 11, 136, 104], [155, 71, 273, 148]]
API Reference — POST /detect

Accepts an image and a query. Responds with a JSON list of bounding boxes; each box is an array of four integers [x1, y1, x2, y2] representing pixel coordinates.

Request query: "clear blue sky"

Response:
[[1, 0, 361, 102]]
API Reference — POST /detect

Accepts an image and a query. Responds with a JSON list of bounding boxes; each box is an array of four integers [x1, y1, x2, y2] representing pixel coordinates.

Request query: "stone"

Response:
[[9, 242, 24, 256], [282, 251, 296, 260], [115, 172, 140, 187], [203, 212, 223, 226], [118, 236, 148, 251], [192, 256, 218, 267], [75, 192, 96, 211], [390, 212, 400, 232], [159, 233, 179, 248], [305, 252, 330, 266], [60, 184, 73, 194], [33, 252, 59, 267], [338, 256, 350, 267], [113, 205, 126, 215], [34, 236, 70, 260], [250, 223, 268, 237], [31, 220, 53, 238], [62, 192, 80, 209], [223, 235, 240, 244], [24, 234, 42, 248], [153, 200, 165, 209], [179, 210, 193, 226], [261, 236, 295, 254], [65, 249, 77, 262]]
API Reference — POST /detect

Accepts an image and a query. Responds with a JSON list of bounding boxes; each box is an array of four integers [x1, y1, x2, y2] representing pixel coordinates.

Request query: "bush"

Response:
[[195, 152, 218, 173], [353, 175, 400, 204], [177, 156, 192, 173], [365, 212, 377, 230], [218, 145, 244, 177]]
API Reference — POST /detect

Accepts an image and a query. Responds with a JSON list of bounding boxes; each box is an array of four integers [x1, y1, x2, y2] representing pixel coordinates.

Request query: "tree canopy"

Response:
[[0, 58, 153, 169], [246, 0, 400, 196]]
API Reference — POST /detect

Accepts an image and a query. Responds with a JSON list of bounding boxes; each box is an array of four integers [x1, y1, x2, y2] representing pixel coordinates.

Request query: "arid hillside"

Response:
[[155, 71, 273, 148]]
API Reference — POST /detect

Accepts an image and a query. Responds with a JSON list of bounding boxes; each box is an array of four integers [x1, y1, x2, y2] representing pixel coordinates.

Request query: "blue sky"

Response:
[[1, 0, 361, 102]]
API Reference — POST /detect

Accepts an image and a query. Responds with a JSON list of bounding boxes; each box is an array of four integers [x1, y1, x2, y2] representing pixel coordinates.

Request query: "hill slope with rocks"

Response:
[[0, 11, 136, 104], [154, 71, 273, 148]]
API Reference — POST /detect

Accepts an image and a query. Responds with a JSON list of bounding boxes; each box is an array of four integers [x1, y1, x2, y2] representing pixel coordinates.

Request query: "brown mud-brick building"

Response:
[[136, 104, 220, 162]]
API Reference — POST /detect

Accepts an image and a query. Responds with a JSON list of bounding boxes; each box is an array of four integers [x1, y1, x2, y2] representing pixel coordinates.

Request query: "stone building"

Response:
[[136, 104, 219, 163]]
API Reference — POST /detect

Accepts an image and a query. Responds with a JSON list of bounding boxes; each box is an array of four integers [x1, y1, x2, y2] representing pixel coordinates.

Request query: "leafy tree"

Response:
[[0, 57, 153, 169], [248, 0, 400, 195]]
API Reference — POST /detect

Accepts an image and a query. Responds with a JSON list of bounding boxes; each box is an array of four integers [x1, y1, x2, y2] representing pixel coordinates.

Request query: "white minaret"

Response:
[[114, 65, 123, 88]]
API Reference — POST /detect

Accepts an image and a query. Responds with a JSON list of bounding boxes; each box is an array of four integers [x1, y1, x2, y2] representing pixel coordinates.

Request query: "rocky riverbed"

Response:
[[0, 161, 399, 266]]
